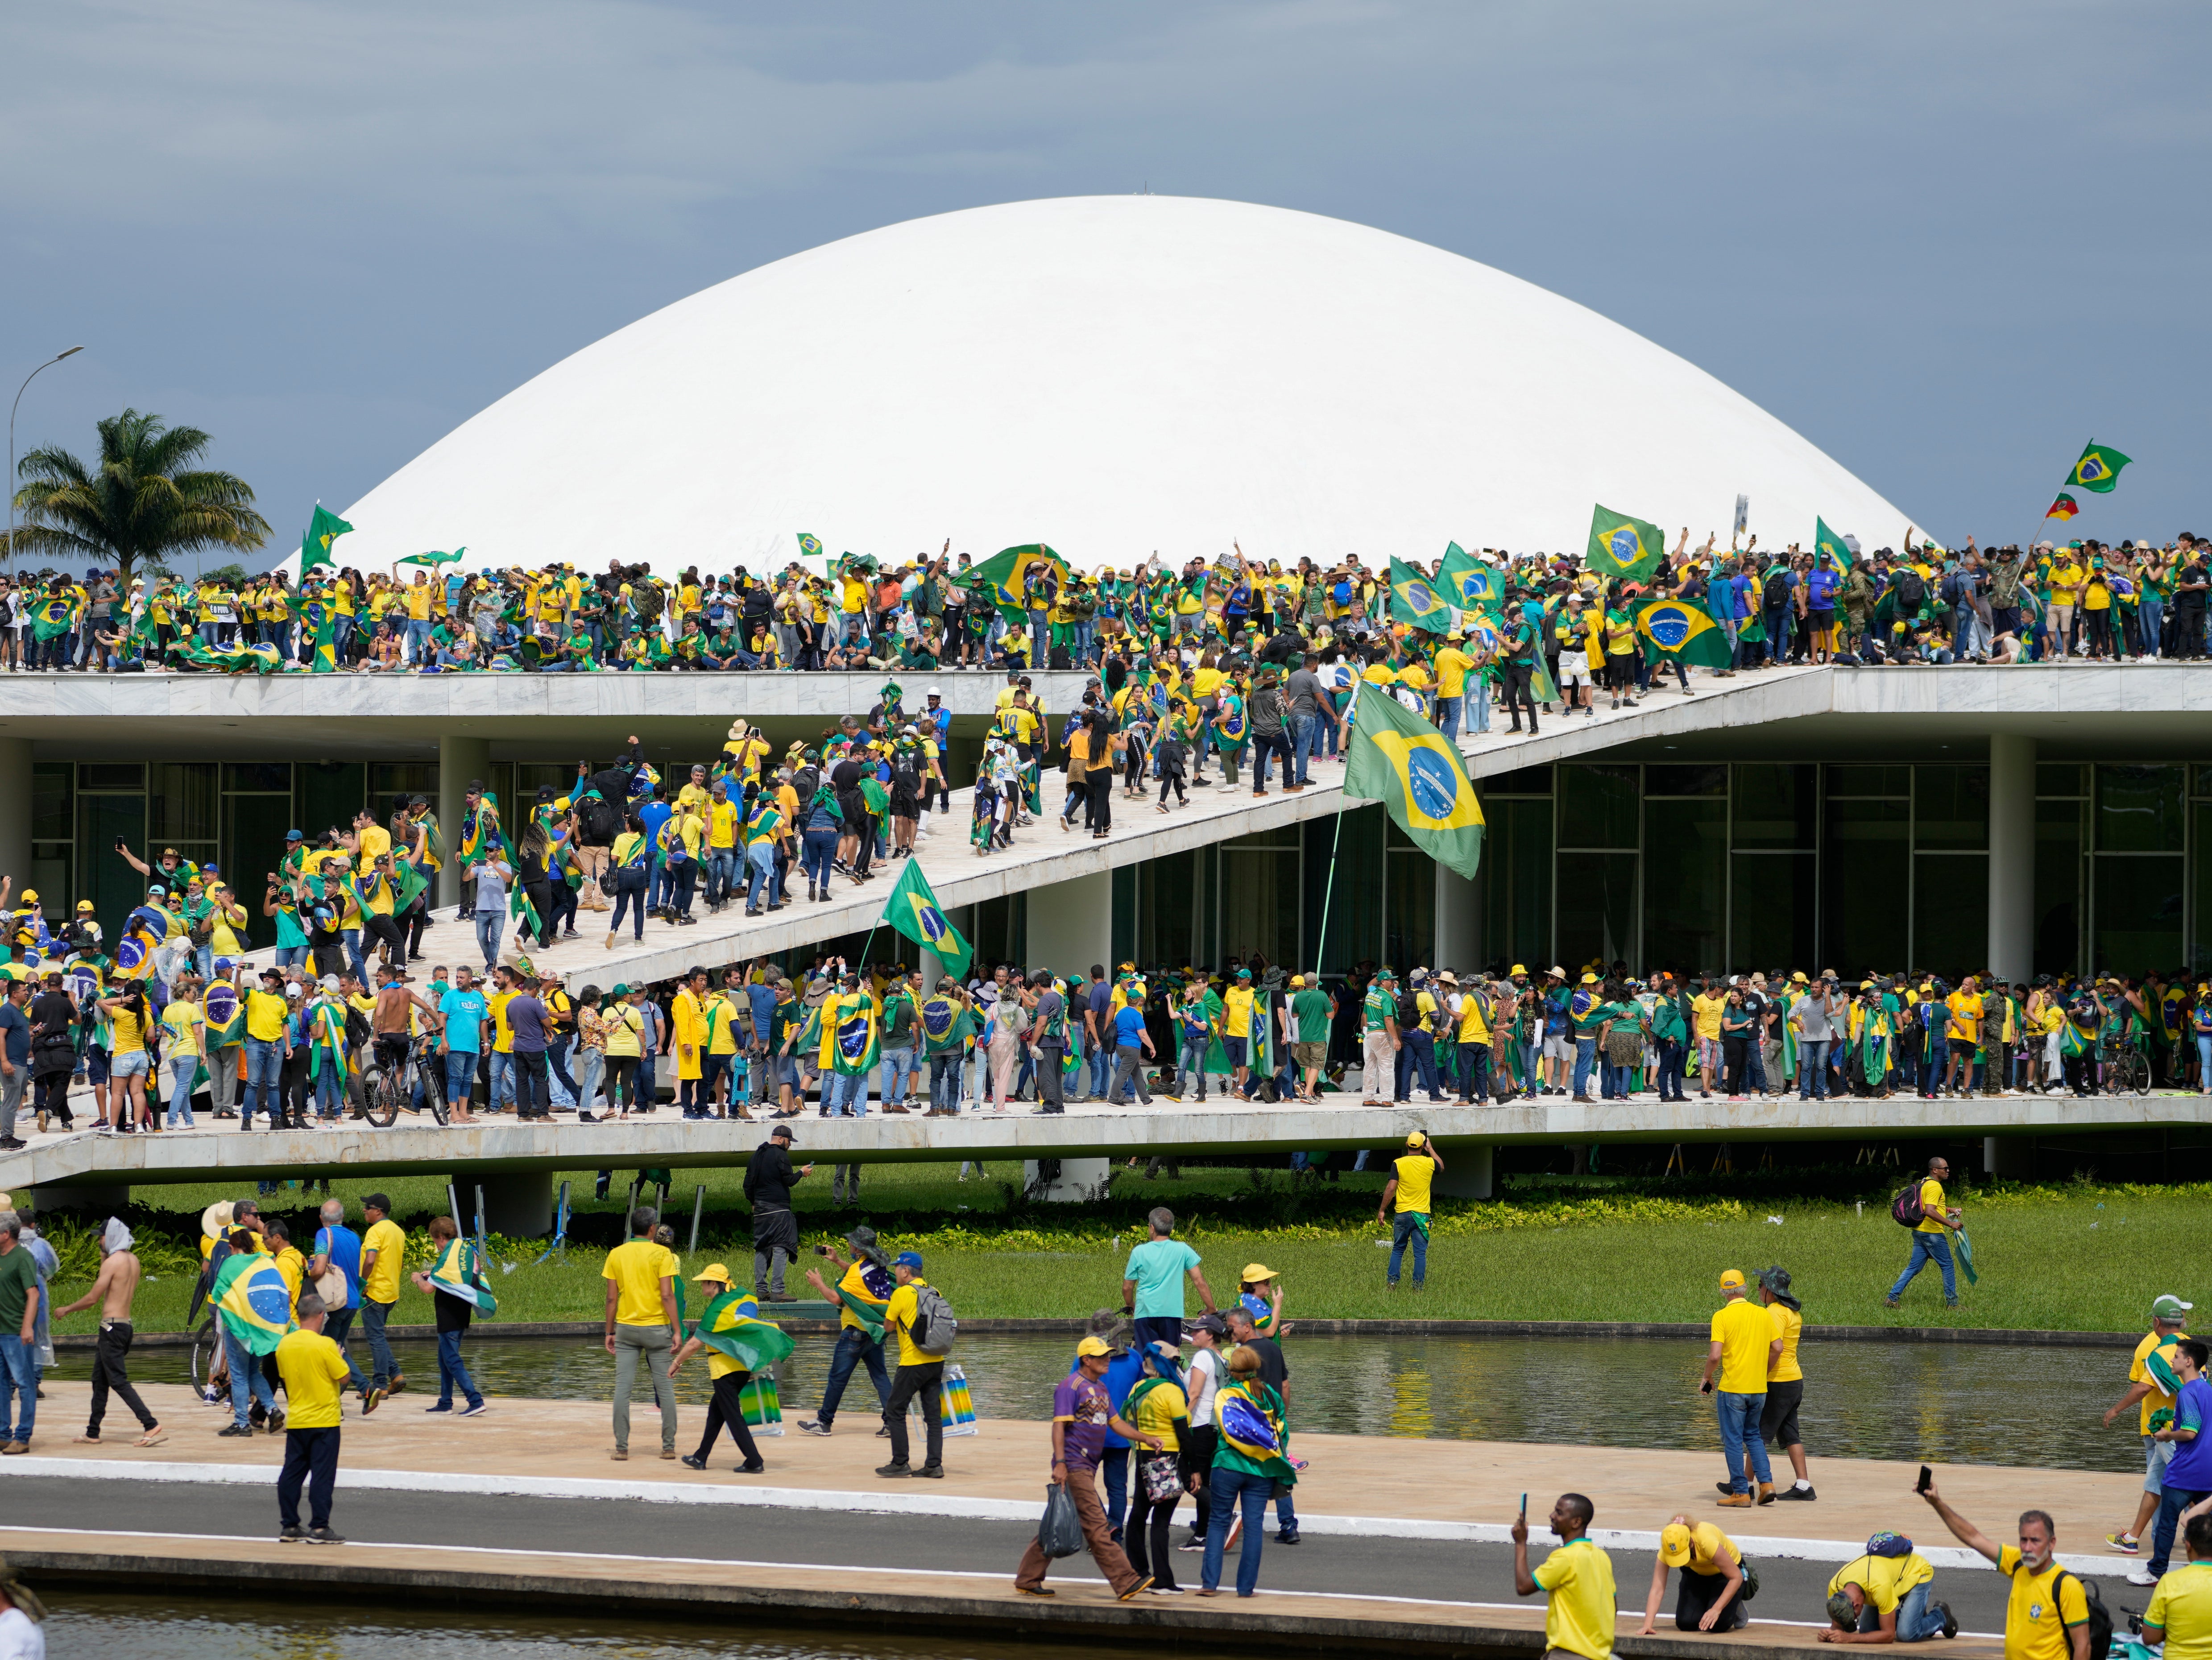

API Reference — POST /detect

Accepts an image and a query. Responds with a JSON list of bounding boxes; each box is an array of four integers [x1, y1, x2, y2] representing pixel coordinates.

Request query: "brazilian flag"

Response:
[[811, 991, 879, 1077], [692, 1289, 795, 1373], [1439, 542, 1500, 611], [1586, 504, 1665, 583], [921, 992, 976, 1058], [883, 861, 973, 981], [1814, 518, 1855, 567], [1387, 558, 1452, 634], [398, 548, 465, 568], [213, 1252, 296, 1356], [1342, 683, 1483, 881], [299, 504, 354, 572], [428, 1235, 498, 1316], [964, 544, 1069, 619], [306, 604, 337, 672], [1633, 597, 1732, 668], [797, 532, 824, 558], [2066, 442, 2132, 495], [29, 596, 74, 642]]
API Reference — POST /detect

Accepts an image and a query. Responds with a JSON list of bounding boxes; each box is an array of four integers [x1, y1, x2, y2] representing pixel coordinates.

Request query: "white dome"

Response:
[[314, 195, 1915, 576]]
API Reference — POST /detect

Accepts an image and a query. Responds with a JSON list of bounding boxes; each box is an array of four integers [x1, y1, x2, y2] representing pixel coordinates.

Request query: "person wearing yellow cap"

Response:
[[1637, 1513, 1748, 1634], [666, 1264, 767, 1474], [1013, 1333, 1158, 1599], [1378, 1132, 1443, 1291], [1702, 1269, 1782, 1506], [1236, 1264, 1284, 1337]]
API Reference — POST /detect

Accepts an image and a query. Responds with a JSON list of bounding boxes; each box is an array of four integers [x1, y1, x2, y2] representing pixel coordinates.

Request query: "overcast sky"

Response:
[[4, 1, 2204, 568]]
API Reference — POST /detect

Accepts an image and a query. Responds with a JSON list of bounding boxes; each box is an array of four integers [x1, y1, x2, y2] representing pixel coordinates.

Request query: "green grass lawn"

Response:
[[45, 1165, 2207, 1340]]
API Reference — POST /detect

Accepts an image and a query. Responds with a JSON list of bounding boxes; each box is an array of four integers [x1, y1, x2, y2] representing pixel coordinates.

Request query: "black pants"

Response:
[[605, 1055, 638, 1111], [1126, 1455, 1182, 1591], [695, 1370, 764, 1467], [34, 1070, 73, 1126], [522, 880, 556, 943], [1035, 1047, 1065, 1112], [361, 913, 406, 964], [1676, 1566, 1748, 1631], [1500, 661, 1538, 730], [1158, 770, 1185, 806], [515, 1049, 549, 1117], [278, 1425, 342, 1529], [402, 898, 430, 958], [1183, 1423, 1220, 1539], [884, 1360, 944, 1469], [88, 1321, 157, 1434], [1249, 729, 1293, 790], [1722, 1037, 1751, 1095]]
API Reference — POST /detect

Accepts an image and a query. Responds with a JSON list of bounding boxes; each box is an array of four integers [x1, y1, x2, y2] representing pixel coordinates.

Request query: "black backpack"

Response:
[[2021, 1565, 2109, 1660], [1889, 1181, 1925, 1228], [1396, 987, 1423, 1027], [1897, 571, 1927, 612]]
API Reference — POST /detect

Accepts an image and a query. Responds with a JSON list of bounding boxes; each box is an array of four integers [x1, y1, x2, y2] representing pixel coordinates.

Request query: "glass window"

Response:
[[1221, 846, 1300, 969], [79, 763, 144, 792], [1643, 798, 1725, 976], [1731, 853, 1815, 974], [1558, 764, 1638, 849], [2097, 765, 2184, 853], [31, 764, 70, 842], [1823, 798, 1908, 973], [2041, 763, 2088, 798], [1645, 764, 1726, 797], [221, 794, 294, 947], [1480, 798, 1552, 973], [1484, 765, 1552, 795], [2196, 765, 2212, 800], [1556, 852, 1636, 973], [1732, 763, 1816, 850], [1139, 848, 1205, 972], [2094, 855, 2183, 976], [1384, 851, 1435, 973], [2195, 808, 2212, 976], [151, 762, 219, 844], [1309, 806, 1384, 975], [1913, 854, 1988, 973], [223, 762, 290, 794], [295, 762, 360, 844], [1826, 764, 1909, 799], [1914, 766, 1989, 851], [2035, 799, 2084, 979]]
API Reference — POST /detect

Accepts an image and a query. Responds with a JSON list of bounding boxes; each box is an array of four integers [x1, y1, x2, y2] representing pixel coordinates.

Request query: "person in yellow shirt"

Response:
[[1885, 1155, 1962, 1310], [1431, 637, 1477, 741], [1757, 1266, 1814, 1499], [878, 1250, 945, 1476], [1221, 972, 1257, 1097], [601, 1207, 680, 1459], [1639, 1515, 1747, 1634], [1515, 1492, 1615, 1660], [1820, 1544, 1948, 1643], [797, 1226, 895, 1434], [2104, 1294, 2193, 1554], [1702, 1269, 1783, 1505], [274, 1292, 357, 1542], [1918, 1479, 2088, 1660], [665, 1265, 769, 1473], [1941, 975, 1984, 1096], [2144, 1510, 2212, 1660], [1123, 1338, 1192, 1591], [356, 1192, 408, 1402], [1691, 981, 1729, 1096], [1378, 1132, 1442, 1290]]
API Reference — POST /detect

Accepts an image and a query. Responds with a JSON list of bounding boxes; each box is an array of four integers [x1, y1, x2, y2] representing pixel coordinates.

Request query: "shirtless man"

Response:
[[54, 1218, 162, 1446]]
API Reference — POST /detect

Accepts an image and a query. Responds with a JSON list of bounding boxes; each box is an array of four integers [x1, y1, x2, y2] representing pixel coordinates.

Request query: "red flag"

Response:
[[2046, 493, 2080, 522]]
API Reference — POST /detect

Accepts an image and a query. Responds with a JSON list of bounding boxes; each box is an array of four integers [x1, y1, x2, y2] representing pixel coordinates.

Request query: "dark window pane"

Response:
[[31, 764, 70, 841], [1139, 848, 1203, 973], [1826, 764, 1910, 799], [1484, 765, 1552, 795], [221, 793, 295, 948], [1556, 852, 1636, 974], [2196, 808, 2212, 977], [294, 762, 362, 841], [2094, 855, 2183, 976], [75, 791, 146, 944], [79, 763, 144, 792], [1645, 764, 1726, 797], [1559, 764, 1638, 849], [1481, 798, 1553, 973], [151, 762, 219, 844], [2035, 799, 2084, 979], [1733, 763, 1816, 850], [1914, 853, 1988, 974], [1823, 798, 1908, 974], [2041, 763, 2088, 798], [1643, 798, 1725, 977], [1915, 766, 1989, 851], [1384, 852, 1435, 973], [1310, 804, 1385, 975], [2097, 765, 2185, 853], [223, 762, 291, 794], [1732, 853, 1816, 975], [1112, 866, 1136, 970]]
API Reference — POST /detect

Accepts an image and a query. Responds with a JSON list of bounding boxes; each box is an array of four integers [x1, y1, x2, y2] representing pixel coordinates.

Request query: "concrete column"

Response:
[[462, 1170, 555, 1237], [1436, 862, 1479, 972], [0, 738, 30, 905], [439, 735, 493, 911], [1988, 734, 2036, 985], [1024, 1157, 1112, 1202], [1025, 868, 1111, 977], [1432, 1145, 1494, 1200]]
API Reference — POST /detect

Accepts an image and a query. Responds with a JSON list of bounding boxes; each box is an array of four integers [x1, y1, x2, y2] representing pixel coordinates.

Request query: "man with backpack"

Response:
[[877, 1250, 950, 1479], [2132, 1337, 2212, 1588], [1884, 1157, 1963, 1310], [1918, 1479, 2096, 1660]]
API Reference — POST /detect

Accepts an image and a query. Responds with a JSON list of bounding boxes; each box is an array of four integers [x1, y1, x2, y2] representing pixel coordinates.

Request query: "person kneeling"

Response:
[[1818, 1532, 1954, 1643], [1639, 1514, 1750, 1635]]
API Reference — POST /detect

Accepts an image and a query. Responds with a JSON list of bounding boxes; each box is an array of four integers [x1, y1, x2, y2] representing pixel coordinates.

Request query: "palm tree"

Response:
[[6, 408, 270, 588]]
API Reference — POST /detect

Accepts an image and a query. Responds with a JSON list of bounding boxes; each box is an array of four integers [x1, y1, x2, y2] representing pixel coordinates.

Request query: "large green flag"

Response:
[[2065, 441, 2132, 495], [1342, 683, 1483, 881], [1586, 504, 1665, 583], [398, 547, 465, 568], [1438, 542, 1503, 611], [883, 860, 973, 981], [962, 544, 1069, 619], [299, 505, 353, 572], [1387, 557, 1453, 633], [1632, 596, 1733, 669], [1814, 518, 1854, 567]]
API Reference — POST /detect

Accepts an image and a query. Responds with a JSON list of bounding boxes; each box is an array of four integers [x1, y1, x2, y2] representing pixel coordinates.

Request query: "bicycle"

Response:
[[2106, 1041, 2153, 1097], [363, 1035, 451, 1128]]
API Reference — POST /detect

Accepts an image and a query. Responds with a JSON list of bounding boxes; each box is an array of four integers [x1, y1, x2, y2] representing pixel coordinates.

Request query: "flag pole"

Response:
[[1311, 683, 1361, 978]]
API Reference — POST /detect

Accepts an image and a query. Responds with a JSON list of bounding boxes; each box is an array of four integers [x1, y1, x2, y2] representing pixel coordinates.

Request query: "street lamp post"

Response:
[[7, 346, 86, 563]]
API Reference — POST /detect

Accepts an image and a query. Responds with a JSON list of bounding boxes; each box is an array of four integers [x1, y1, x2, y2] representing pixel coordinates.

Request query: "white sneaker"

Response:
[[2129, 1569, 2158, 1587]]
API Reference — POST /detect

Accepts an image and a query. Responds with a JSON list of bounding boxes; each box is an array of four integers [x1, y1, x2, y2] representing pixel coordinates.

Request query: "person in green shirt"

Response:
[[1288, 974, 1334, 1103], [1360, 968, 1400, 1106]]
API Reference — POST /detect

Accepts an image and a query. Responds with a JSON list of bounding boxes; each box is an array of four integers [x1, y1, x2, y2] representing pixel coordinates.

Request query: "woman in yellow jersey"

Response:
[[1639, 1514, 1748, 1633], [97, 987, 156, 1132]]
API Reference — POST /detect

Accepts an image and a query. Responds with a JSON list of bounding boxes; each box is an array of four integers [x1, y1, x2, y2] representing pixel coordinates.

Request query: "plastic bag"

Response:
[[1038, 1482, 1084, 1559]]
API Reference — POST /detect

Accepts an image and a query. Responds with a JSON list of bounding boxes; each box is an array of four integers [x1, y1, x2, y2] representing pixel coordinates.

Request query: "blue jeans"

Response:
[[1889, 1231, 1957, 1302], [311, 1064, 344, 1118], [167, 1061, 198, 1126], [1089, 1042, 1113, 1098], [474, 910, 503, 969], [704, 849, 738, 908], [488, 1051, 516, 1111], [1603, 1060, 1636, 1097], [1715, 1389, 1772, 1494], [405, 618, 431, 662], [1868, 1581, 1950, 1643], [2150, 1482, 2212, 1576], [1434, 695, 1461, 742], [1396, 1029, 1442, 1101], [930, 1054, 961, 1112], [802, 827, 837, 891], [1798, 1038, 1831, 1099], [879, 1047, 916, 1104], [1388, 1211, 1427, 1285], [445, 1050, 478, 1111], [274, 944, 308, 969], [1657, 1037, 1687, 1100], [746, 842, 779, 908], [361, 1297, 398, 1389], [816, 1325, 891, 1426], [1202, 1467, 1276, 1595], [1572, 1035, 1597, 1097], [243, 1036, 284, 1127], [1289, 713, 1319, 783], [226, 1328, 276, 1427], [341, 927, 367, 985], [0, 1334, 35, 1441], [825, 1070, 868, 1117], [436, 1329, 484, 1410], [1102, 1444, 1130, 1532]]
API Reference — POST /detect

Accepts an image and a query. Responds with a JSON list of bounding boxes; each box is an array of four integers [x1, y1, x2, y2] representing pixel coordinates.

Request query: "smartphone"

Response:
[[1916, 1465, 1932, 1494], [1519, 1493, 1528, 1518]]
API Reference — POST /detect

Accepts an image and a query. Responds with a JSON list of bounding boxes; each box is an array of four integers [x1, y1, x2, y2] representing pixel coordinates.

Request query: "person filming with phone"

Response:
[[1917, 1474, 2089, 1660]]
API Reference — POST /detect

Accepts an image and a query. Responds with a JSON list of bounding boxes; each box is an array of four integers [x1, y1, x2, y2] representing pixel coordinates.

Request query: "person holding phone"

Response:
[[1918, 1475, 2088, 1660], [1514, 1492, 1614, 1660], [1704, 1268, 1783, 1506]]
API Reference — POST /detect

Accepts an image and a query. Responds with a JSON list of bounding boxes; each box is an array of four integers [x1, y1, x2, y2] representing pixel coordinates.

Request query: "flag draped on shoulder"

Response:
[[2066, 441, 2131, 495], [964, 545, 1069, 619], [1634, 597, 1732, 668], [1342, 683, 1483, 881], [1216, 1377, 1297, 1484], [1387, 558, 1452, 633], [1586, 504, 1665, 583], [693, 1289, 796, 1372], [214, 1252, 296, 1356], [815, 991, 880, 1076], [883, 861, 973, 981], [428, 1234, 498, 1317]]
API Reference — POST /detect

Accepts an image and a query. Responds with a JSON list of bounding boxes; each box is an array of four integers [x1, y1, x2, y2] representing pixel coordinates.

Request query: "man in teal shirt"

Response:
[[1121, 1207, 1215, 1350]]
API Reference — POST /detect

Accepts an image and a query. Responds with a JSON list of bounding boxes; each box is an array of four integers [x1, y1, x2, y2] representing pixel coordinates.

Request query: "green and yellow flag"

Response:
[[1814, 518, 1854, 567], [299, 505, 353, 573], [1438, 542, 1501, 611], [1633, 597, 1732, 668], [964, 544, 1069, 619], [428, 1234, 498, 1317], [883, 860, 973, 981], [1342, 683, 1483, 880], [1387, 558, 1453, 634], [398, 547, 465, 568], [797, 532, 824, 558], [1586, 504, 1665, 583], [28, 596, 74, 642], [213, 1252, 296, 1357], [692, 1289, 795, 1373], [2066, 442, 2132, 495]]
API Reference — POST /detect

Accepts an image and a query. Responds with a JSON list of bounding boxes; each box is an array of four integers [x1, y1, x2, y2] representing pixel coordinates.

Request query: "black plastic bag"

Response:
[[1038, 1482, 1084, 1559]]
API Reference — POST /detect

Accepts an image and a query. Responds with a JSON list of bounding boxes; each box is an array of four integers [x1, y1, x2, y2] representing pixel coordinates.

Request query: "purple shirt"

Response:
[[1054, 1370, 1112, 1472], [506, 994, 547, 1054]]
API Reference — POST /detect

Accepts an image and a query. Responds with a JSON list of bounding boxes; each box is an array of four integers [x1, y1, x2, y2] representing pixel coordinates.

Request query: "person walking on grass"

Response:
[[1514, 1492, 1614, 1660], [273, 1291, 354, 1544], [601, 1206, 679, 1461], [1703, 1268, 1782, 1507], [2106, 1293, 2192, 1557], [1378, 1131, 1442, 1291], [1917, 1478, 2089, 1660], [2132, 1337, 2212, 1589], [1884, 1156, 1962, 1311], [1014, 1333, 1158, 1601], [876, 1250, 947, 1480], [1122, 1208, 1216, 1351], [1758, 1265, 1815, 1500], [54, 1218, 161, 1447]]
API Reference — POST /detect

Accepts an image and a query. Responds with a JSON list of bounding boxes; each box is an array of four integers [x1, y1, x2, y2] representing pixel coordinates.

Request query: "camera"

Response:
[[812, 1244, 833, 1256]]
